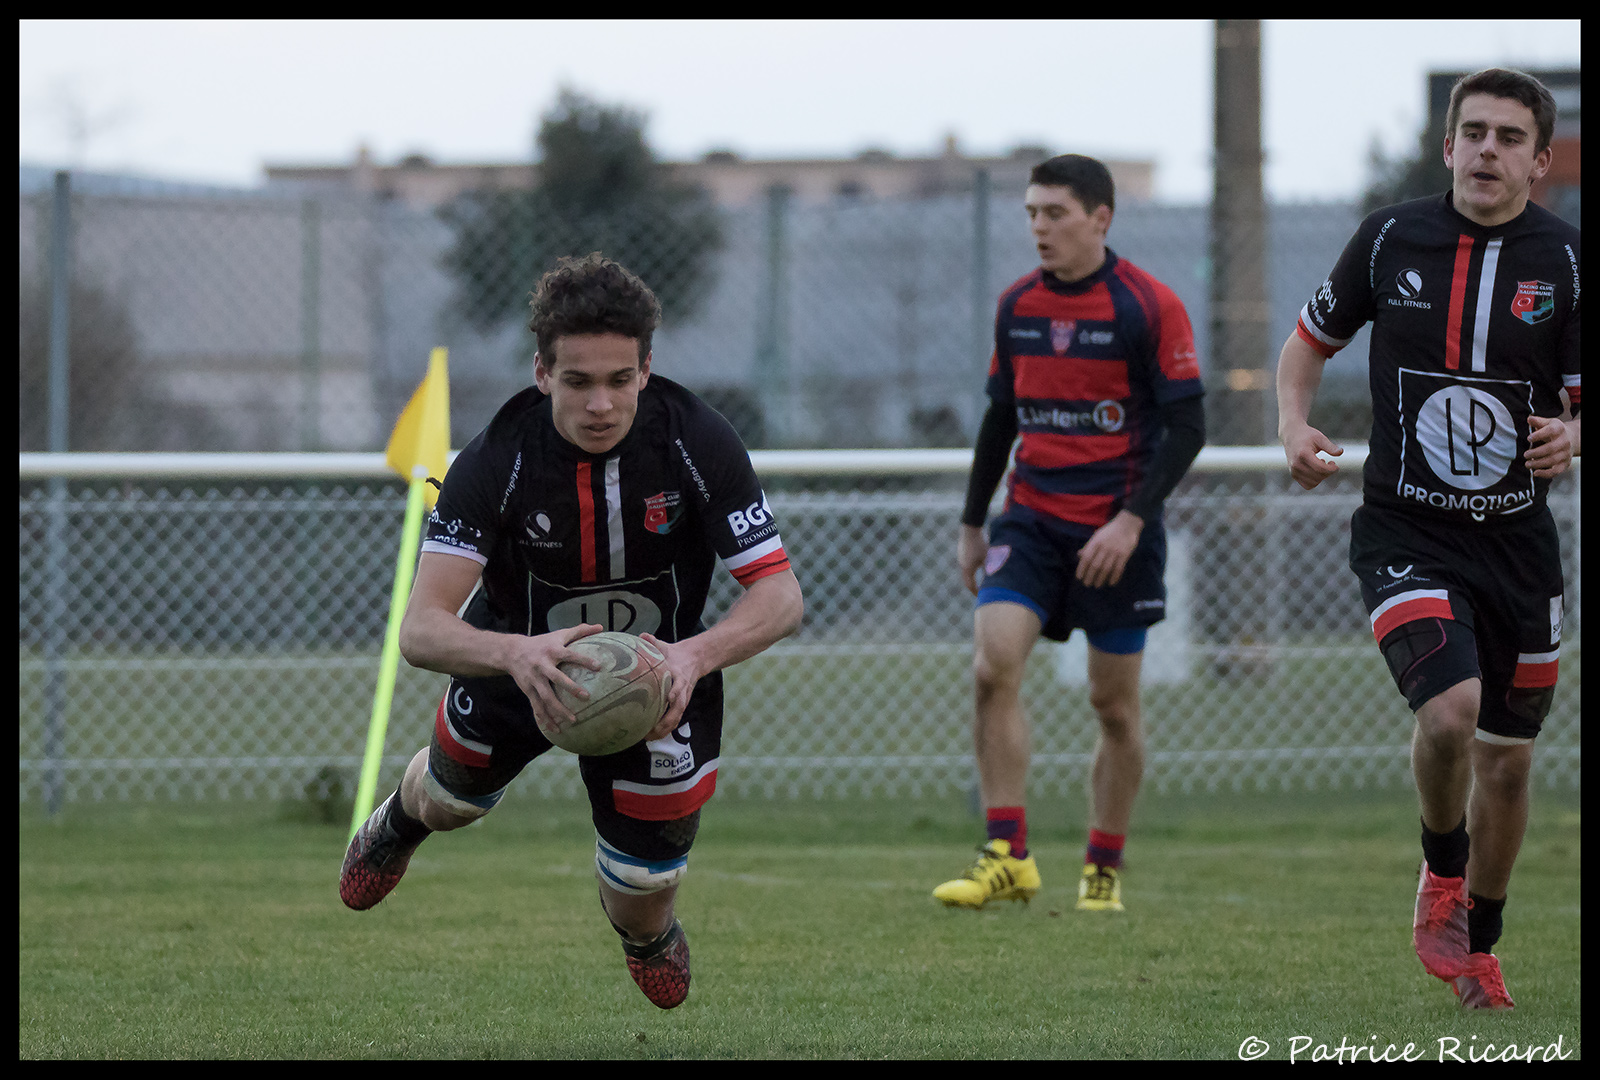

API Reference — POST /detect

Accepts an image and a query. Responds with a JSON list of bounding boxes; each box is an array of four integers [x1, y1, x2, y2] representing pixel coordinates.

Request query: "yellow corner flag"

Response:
[[351, 348, 451, 839], [385, 346, 452, 509]]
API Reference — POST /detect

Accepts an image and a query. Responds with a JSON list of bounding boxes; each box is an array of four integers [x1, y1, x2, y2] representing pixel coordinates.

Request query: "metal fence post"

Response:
[[757, 184, 790, 446], [44, 170, 73, 816], [971, 167, 991, 369], [300, 198, 322, 451]]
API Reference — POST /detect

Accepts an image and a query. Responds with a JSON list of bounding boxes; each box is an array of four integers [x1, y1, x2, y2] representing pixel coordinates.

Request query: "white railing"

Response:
[[20, 445, 1373, 478], [18, 448, 1579, 803]]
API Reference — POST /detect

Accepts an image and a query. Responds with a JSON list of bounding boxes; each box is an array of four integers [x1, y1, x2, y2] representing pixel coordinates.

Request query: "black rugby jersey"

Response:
[[1297, 192, 1580, 525], [421, 375, 790, 641]]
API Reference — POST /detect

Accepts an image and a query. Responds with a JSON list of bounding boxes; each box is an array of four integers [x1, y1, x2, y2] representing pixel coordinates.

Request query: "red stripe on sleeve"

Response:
[[1295, 318, 1340, 359], [1444, 234, 1475, 371], [1149, 277, 1201, 382], [575, 461, 596, 584], [730, 548, 792, 587]]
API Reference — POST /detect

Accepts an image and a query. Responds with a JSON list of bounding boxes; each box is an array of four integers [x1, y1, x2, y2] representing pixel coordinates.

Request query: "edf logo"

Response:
[[727, 495, 772, 537]]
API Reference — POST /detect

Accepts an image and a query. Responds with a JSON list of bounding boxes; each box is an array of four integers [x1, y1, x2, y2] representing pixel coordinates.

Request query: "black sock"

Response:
[[386, 785, 432, 844], [613, 918, 679, 958], [1420, 816, 1469, 879], [1467, 893, 1506, 955]]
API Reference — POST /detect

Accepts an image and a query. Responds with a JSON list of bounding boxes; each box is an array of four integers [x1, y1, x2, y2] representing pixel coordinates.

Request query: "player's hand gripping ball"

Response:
[[549, 632, 673, 756]]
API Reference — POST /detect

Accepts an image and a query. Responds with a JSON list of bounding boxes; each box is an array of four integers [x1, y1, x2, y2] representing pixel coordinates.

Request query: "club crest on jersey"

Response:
[[1050, 319, 1077, 355], [1511, 281, 1555, 325], [984, 544, 1011, 576], [644, 491, 684, 535]]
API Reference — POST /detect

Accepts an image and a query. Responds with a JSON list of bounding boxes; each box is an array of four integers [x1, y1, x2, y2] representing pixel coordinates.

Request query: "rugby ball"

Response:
[[548, 632, 673, 756]]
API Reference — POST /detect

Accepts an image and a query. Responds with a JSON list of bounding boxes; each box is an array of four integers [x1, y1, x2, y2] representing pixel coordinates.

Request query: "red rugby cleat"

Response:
[[623, 920, 691, 1009], [1453, 952, 1515, 1010], [1413, 862, 1472, 981], [339, 793, 425, 911]]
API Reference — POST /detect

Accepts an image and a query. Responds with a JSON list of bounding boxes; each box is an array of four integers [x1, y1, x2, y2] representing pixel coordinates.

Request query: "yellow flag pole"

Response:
[[350, 347, 450, 839], [349, 468, 430, 839]]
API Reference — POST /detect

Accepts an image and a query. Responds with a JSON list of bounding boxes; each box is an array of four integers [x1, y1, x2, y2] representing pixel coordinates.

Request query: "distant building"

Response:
[[263, 136, 1156, 211]]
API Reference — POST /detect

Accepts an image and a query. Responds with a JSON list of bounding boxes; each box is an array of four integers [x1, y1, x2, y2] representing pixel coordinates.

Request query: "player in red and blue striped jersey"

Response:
[[340, 254, 803, 1010], [934, 155, 1205, 914], [1276, 69, 1579, 1011]]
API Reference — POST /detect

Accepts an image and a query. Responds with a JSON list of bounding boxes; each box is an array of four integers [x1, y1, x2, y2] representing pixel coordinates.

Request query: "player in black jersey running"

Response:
[[1276, 69, 1579, 1011], [340, 254, 804, 1010]]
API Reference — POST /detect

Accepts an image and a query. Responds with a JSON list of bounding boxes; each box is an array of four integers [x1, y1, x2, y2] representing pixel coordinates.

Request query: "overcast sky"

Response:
[[17, 20, 1582, 204]]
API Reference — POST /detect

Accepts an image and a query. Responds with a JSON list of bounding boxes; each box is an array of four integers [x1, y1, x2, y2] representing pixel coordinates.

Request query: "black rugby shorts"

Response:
[[1349, 503, 1565, 741], [430, 668, 724, 858]]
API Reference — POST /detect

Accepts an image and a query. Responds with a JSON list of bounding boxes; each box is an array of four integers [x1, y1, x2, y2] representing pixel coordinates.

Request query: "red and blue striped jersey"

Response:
[[422, 375, 790, 641], [987, 251, 1203, 532]]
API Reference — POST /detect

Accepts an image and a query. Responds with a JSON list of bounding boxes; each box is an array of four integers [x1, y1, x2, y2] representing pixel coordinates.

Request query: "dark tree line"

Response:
[[440, 88, 723, 354]]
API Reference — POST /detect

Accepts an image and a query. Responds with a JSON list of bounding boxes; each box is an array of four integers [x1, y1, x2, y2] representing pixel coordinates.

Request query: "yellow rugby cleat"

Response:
[[1076, 863, 1124, 911], [933, 839, 1041, 908]]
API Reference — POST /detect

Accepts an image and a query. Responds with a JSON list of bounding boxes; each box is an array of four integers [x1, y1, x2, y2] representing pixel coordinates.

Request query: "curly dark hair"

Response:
[[527, 252, 662, 368]]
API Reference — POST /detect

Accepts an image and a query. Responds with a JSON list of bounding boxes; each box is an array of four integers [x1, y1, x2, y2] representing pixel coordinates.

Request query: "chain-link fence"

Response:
[[18, 456, 1580, 805], [20, 170, 1382, 457], [17, 170, 1581, 805]]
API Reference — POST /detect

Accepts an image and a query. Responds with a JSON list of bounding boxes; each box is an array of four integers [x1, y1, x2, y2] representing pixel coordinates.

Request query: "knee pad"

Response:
[[1378, 617, 1479, 713], [421, 764, 504, 821], [595, 836, 688, 895]]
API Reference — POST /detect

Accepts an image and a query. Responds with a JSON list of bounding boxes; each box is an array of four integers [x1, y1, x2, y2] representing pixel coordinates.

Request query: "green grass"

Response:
[[17, 641, 1584, 796], [19, 790, 1581, 1059]]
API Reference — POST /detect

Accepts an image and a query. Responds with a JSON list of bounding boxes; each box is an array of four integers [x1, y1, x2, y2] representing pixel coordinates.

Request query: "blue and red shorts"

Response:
[[977, 503, 1167, 648]]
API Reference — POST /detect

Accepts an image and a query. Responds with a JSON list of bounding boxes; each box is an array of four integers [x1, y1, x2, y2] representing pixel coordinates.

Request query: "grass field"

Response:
[[19, 788, 1580, 1060], [17, 641, 1585, 801]]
